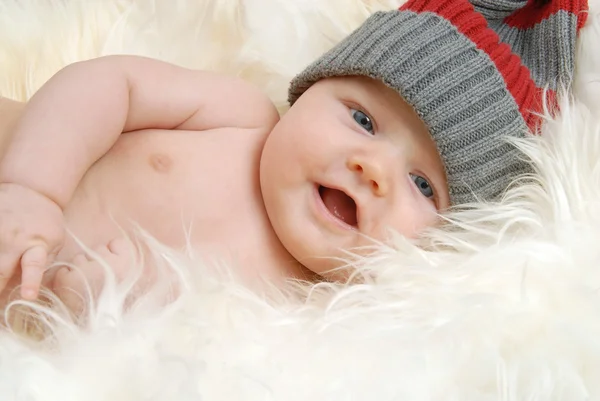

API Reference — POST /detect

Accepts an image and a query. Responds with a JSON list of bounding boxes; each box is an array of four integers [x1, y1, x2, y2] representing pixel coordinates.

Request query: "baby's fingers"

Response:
[[20, 245, 48, 300]]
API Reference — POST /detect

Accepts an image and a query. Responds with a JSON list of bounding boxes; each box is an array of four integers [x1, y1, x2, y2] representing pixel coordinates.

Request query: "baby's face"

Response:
[[259, 76, 449, 277]]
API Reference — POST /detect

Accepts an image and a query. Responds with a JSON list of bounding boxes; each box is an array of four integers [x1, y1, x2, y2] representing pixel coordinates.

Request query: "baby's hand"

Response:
[[0, 183, 65, 300]]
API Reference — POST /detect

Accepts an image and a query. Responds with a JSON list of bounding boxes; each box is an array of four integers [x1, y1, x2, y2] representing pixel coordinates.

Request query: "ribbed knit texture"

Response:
[[473, 0, 588, 100], [288, 0, 587, 205]]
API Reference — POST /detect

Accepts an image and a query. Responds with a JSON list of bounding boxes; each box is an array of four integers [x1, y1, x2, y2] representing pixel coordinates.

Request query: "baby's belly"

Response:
[[58, 127, 265, 263]]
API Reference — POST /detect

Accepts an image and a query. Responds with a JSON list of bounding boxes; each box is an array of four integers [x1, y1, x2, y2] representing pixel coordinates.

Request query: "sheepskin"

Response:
[[1, 0, 600, 400]]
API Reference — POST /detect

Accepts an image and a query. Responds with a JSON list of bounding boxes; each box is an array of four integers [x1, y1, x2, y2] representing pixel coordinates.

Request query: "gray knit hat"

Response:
[[289, 0, 587, 205]]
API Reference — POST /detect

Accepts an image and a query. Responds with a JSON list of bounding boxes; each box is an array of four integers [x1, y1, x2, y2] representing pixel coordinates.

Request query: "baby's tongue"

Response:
[[320, 187, 357, 226]]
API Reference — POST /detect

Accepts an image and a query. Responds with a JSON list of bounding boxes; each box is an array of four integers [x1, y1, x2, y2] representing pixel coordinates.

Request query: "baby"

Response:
[[0, 0, 586, 311]]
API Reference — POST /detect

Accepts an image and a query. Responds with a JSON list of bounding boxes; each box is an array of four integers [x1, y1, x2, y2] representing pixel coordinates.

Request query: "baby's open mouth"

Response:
[[318, 185, 358, 227]]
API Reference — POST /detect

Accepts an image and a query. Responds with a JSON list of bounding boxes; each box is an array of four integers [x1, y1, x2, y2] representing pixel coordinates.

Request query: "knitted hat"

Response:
[[289, 0, 588, 205]]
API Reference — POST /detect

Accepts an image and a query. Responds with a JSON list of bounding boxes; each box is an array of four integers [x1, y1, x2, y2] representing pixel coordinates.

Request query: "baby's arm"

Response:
[[0, 97, 24, 157], [1, 55, 279, 208], [0, 55, 279, 299]]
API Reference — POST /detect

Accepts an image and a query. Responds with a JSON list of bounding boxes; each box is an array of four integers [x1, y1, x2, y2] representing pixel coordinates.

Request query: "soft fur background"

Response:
[[1, 0, 600, 400]]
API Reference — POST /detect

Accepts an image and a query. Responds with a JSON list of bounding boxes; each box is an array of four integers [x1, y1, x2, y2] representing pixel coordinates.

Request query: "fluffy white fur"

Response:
[[1, 0, 600, 400]]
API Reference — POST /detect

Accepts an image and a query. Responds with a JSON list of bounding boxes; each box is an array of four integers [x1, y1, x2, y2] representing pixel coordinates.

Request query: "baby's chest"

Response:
[[65, 127, 294, 282], [109, 128, 268, 241]]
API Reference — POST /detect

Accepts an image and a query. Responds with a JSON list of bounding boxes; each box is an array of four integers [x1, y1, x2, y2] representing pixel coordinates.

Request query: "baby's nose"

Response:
[[347, 155, 389, 197]]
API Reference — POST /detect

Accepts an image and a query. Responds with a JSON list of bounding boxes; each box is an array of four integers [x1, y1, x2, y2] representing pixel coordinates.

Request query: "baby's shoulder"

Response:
[[211, 74, 280, 131]]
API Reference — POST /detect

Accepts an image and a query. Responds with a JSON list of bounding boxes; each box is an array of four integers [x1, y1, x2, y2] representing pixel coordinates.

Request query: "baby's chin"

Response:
[[297, 256, 354, 283], [278, 233, 378, 283]]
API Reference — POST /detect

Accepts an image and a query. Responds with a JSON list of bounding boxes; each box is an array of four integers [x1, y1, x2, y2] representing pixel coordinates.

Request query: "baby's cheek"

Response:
[[421, 202, 440, 228], [387, 202, 439, 239], [411, 212, 439, 237]]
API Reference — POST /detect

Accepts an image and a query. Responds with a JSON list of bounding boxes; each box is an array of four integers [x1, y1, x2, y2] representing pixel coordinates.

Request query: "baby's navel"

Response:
[[148, 153, 172, 173]]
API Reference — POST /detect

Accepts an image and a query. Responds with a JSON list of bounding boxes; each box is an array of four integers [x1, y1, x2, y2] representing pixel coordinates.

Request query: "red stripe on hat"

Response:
[[400, 0, 539, 130], [503, 0, 588, 31]]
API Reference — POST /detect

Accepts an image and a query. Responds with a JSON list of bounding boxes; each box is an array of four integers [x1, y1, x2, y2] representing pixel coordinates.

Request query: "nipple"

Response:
[[149, 153, 172, 173]]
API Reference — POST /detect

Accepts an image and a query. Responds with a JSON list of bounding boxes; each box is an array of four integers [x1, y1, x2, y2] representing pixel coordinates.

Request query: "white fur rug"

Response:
[[2, 1, 600, 400]]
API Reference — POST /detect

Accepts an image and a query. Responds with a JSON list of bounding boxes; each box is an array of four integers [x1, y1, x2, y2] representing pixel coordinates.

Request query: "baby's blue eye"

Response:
[[411, 174, 434, 198], [351, 109, 374, 134]]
